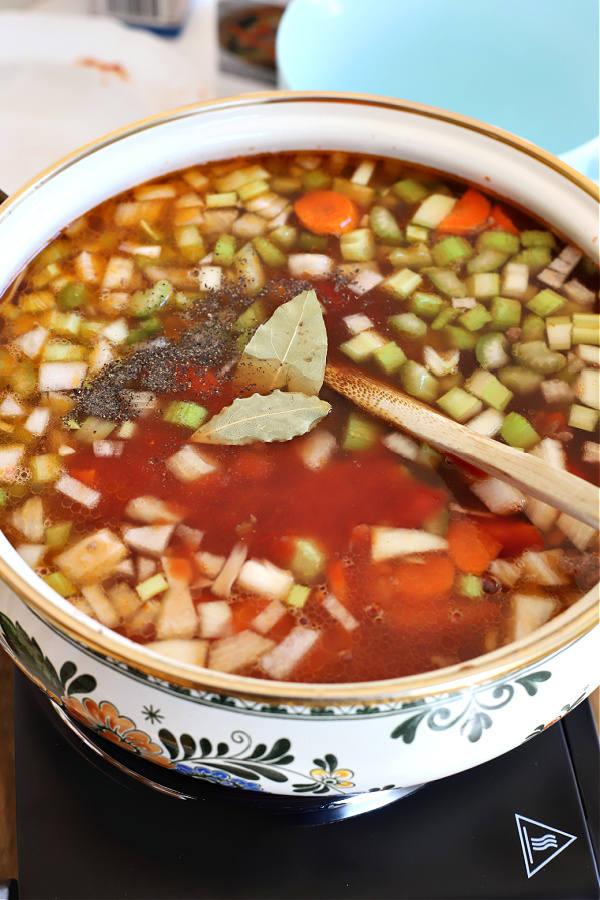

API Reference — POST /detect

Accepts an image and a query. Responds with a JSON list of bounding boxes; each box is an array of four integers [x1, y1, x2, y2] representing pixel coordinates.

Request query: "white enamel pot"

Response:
[[0, 93, 598, 799]]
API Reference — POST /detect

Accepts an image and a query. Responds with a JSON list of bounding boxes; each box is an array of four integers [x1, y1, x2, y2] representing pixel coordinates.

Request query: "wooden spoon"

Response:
[[324, 364, 600, 531]]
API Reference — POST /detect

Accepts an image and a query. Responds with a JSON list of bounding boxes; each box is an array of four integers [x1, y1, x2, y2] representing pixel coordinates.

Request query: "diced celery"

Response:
[[270, 225, 298, 251], [298, 231, 328, 253], [388, 312, 427, 338], [475, 332, 510, 369], [432, 235, 472, 267], [301, 169, 332, 192], [8, 361, 36, 397], [476, 231, 520, 255], [45, 310, 82, 336], [514, 340, 566, 375], [437, 387, 482, 422], [234, 299, 268, 332], [388, 244, 432, 270], [568, 404, 599, 431], [290, 538, 326, 581], [490, 296, 521, 330], [405, 224, 429, 243], [342, 413, 381, 451], [520, 315, 546, 342], [546, 316, 572, 350], [74, 416, 116, 443], [45, 521, 73, 548], [252, 235, 287, 267], [270, 176, 302, 195], [234, 243, 265, 295], [129, 280, 173, 318], [513, 246, 552, 272], [465, 272, 500, 300], [285, 584, 311, 609], [163, 401, 208, 429], [206, 191, 237, 208], [501, 261, 529, 298], [79, 320, 103, 343], [412, 194, 456, 229], [175, 225, 205, 261], [423, 345, 460, 377], [43, 571, 76, 598], [213, 233, 237, 266], [497, 366, 543, 394], [136, 573, 169, 601], [393, 178, 429, 204], [467, 249, 509, 274], [373, 341, 407, 374], [370, 206, 403, 243], [572, 314, 600, 346], [58, 282, 89, 311], [520, 230, 556, 249], [340, 330, 385, 362], [466, 369, 513, 411], [424, 267, 466, 298], [238, 178, 270, 201], [500, 412, 540, 449], [445, 325, 479, 350], [458, 304, 493, 332], [42, 342, 86, 362], [400, 360, 440, 403], [459, 574, 483, 599], [332, 177, 375, 206], [383, 267, 422, 299], [431, 307, 459, 330], [340, 228, 376, 262], [410, 292, 444, 319], [526, 289, 565, 318]]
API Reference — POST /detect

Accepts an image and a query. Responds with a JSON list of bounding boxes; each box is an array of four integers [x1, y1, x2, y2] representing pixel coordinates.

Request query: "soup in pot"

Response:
[[0, 151, 597, 683]]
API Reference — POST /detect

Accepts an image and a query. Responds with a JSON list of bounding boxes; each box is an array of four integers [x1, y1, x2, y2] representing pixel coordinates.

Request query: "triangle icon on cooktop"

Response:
[[515, 813, 577, 878]]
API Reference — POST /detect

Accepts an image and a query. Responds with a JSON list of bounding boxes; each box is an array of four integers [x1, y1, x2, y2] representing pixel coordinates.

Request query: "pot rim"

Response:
[[0, 89, 598, 705]]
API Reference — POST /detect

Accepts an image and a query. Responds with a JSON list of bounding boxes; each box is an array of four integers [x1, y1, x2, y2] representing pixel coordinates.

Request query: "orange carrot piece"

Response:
[[490, 204, 520, 236], [294, 190, 359, 235], [437, 188, 491, 234], [327, 558, 349, 602], [447, 519, 502, 575], [476, 518, 544, 557], [70, 469, 96, 487], [391, 555, 456, 601]]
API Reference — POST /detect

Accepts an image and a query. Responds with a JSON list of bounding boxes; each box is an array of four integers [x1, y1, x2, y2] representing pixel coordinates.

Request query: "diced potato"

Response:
[[81, 584, 120, 629], [145, 639, 208, 667], [125, 599, 161, 638], [259, 626, 320, 680], [155, 587, 197, 641], [0, 395, 25, 418], [557, 513, 598, 551], [38, 362, 87, 391], [13, 326, 48, 359], [24, 407, 50, 436], [166, 445, 218, 482], [288, 254, 333, 278], [197, 600, 232, 638], [211, 543, 248, 598], [195, 551, 225, 579], [297, 429, 337, 470], [512, 594, 557, 641], [11, 497, 44, 542], [251, 600, 287, 635], [107, 582, 142, 620], [208, 630, 275, 674], [371, 527, 448, 562], [322, 594, 359, 631], [470, 478, 526, 515], [237, 559, 294, 601], [75, 250, 104, 283], [136, 556, 158, 582], [55, 528, 129, 585], [519, 550, 566, 586], [381, 431, 419, 461], [56, 474, 101, 509], [0, 444, 24, 480], [17, 543, 46, 568], [175, 524, 204, 550], [523, 496, 559, 533]]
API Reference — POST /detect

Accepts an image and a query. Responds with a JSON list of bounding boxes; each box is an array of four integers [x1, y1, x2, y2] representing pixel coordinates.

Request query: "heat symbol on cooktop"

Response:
[[515, 813, 577, 878]]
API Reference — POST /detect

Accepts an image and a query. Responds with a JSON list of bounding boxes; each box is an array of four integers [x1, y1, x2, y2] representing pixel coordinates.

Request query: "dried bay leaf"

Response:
[[240, 289, 327, 395], [191, 390, 331, 445]]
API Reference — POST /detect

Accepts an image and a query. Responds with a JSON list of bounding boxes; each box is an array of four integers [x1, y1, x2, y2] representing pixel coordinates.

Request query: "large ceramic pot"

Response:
[[0, 93, 598, 798]]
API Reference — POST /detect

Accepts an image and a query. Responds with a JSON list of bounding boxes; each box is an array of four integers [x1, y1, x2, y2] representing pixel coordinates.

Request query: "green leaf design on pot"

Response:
[[391, 669, 552, 744], [525, 688, 590, 740], [0, 612, 97, 701]]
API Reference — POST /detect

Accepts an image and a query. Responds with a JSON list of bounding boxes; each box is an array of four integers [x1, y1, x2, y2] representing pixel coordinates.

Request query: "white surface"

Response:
[[0, 9, 214, 193]]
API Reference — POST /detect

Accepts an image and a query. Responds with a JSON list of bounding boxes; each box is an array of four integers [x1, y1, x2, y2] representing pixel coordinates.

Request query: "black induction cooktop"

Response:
[[11, 667, 600, 899]]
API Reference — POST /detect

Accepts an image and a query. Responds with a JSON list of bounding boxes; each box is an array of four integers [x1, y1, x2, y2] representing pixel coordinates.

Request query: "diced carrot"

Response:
[[175, 364, 222, 399], [444, 453, 488, 480], [327, 558, 349, 602], [294, 190, 359, 235], [447, 518, 502, 574], [489, 204, 520, 235], [476, 517, 544, 557], [437, 188, 491, 234], [395, 483, 447, 528], [532, 410, 566, 439], [70, 469, 96, 487], [390, 555, 456, 601]]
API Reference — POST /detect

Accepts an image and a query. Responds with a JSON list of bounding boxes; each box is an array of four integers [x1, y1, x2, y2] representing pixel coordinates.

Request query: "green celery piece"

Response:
[[384, 267, 422, 299], [373, 341, 407, 374], [136, 574, 169, 601], [466, 248, 509, 274], [520, 314, 546, 342], [458, 304, 493, 332], [388, 312, 427, 338], [400, 360, 440, 403], [445, 325, 479, 350], [568, 404, 599, 431], [8, 361, 36, 397], [466, 370, 513, 411], [252, 235, 287, 267], [526, 289, 565, 318], [342, 413, 381, 451], [164, 401, 208, 429], [424, 267, 466, 298], [431, 307, 458, 330], [410, 292, 444, 319], [497, 366, 544, 394], [459, 574, 483, 599], [370, 205, 403, 243], [234, 299, 268, 332], [299, 230, 329, 252], [465, 272, 501, 300], [213, 233, 237, 266], [437, 387, 482, 422], [476, 230, 520, 255], [58, 282, 89, 311], [393, 178, 429, 204], [301, 169, 332, 192], [513, 246, 552, 272], [340, 228, 376, 262], [270, 225, 298, 251], [475, 332, 510, 369], [290, 539, 326, 582], [285, 584, 311, 609], [514, 340, 566, 375], [500, 412, 540, 449], [432, 235, 473, 267], [490, 296, 521, 330], [43, 572, 76, 598], [45, 522, 73, 548], [388, 244, 432, 269], [129, 280, 173, 318], [520, 230, 556, 249]]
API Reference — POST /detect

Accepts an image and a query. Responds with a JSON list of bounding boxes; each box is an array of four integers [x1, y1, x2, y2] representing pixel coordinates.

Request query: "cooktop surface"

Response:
[[13, 669, 600, 899]]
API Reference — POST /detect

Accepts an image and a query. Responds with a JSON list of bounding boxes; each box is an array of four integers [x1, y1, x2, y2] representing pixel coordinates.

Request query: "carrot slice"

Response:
[[294, 190, 359, 235], [490, 204, 520, 236], [437, 188, 491, 234], [447, 519, 502, 574], [390, 555, 456, 601]]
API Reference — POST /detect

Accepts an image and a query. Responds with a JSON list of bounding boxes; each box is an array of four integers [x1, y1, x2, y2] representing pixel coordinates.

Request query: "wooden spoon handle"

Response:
[[324, 364, 600, 531]]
